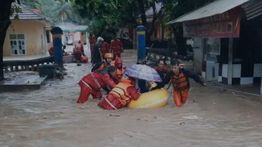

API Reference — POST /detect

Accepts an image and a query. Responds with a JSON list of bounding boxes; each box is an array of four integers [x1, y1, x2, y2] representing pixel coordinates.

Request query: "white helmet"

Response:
[[97, 37, 104, 42]]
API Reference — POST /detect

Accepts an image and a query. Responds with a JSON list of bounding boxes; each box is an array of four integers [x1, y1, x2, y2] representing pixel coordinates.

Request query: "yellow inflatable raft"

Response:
[[128, 88, 169, 109]]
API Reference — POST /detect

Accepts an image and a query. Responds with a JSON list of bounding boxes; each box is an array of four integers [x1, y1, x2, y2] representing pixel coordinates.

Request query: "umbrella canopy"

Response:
[[125, 64, 162, 82]]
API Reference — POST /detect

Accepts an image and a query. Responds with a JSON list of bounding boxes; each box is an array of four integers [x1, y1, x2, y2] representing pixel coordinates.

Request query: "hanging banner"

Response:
[[183, 8, 241, 38]]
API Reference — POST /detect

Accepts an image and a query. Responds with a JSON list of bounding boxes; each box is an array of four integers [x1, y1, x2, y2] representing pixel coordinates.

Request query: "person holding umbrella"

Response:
[[126, 63, 163, 93], [136, 59, 149, 93], [97, 64, 163, 110]]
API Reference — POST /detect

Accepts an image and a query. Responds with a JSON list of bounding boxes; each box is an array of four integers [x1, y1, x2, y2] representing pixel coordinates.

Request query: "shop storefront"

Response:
[[168, 0, 262, 93]]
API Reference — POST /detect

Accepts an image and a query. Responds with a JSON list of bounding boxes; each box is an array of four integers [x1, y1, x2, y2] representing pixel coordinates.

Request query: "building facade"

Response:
[[168, 0, 262, 95]]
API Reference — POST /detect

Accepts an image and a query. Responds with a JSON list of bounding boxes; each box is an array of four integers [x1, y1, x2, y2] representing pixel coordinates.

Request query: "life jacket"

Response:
[[171, 72, 189, 90], [109, 80, 133, 106]]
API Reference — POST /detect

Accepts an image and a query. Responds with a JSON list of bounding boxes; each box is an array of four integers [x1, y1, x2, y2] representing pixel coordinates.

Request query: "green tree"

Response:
[[0, 0, 21, 81], [72, 0, 163, 41]]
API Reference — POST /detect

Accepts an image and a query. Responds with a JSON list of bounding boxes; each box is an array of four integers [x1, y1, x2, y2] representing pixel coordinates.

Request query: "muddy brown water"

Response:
[[0, 50, 262, 147]]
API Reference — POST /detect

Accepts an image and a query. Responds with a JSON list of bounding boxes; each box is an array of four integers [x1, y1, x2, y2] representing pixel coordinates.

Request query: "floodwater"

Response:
[[1, 49, 262, 147]]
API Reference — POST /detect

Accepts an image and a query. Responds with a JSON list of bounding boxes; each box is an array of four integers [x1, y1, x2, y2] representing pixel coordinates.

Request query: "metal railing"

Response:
[[3, 57, 54, 72]]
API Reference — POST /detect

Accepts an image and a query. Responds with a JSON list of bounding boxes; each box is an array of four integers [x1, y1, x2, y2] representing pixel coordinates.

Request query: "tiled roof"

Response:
[[10, 4, 46, 20]]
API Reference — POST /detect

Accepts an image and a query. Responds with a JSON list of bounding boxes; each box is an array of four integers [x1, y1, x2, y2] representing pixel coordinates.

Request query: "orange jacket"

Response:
[[171, 72, 189, 91], [79, 72, 116, 91], [98, 79, 140, 110]]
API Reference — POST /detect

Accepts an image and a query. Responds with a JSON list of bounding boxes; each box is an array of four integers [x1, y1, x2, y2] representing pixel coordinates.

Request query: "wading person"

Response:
[[169, 60, 205, 107], [77, 66, 118, 104]]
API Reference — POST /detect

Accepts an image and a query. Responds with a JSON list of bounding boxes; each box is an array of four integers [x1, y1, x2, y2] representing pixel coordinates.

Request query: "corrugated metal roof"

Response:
[[167, 0, 249, 24], [242, 0, 262, 20], [10, 4, 46, 20]]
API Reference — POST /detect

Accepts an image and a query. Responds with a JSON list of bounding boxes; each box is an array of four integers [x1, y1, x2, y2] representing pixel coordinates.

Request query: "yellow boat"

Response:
[[128, 88, 169, 109]]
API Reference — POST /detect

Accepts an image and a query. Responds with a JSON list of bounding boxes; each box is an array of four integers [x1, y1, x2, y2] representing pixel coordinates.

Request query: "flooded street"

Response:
[[1, 50, 262, 147]]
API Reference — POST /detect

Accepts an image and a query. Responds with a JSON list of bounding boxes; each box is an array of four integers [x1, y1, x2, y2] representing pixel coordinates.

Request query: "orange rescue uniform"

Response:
[[98, 79, 140, 110], [171, 72, 190, 107]]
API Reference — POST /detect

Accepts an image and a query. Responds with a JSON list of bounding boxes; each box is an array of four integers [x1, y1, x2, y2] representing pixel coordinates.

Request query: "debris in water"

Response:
[[183, 115, 199, 120], [179, 122, 185, 125], [109, 114, 120, 117]]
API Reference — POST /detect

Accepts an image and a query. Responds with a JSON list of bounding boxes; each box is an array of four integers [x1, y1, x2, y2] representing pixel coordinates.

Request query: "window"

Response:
[[10, 34, 26, 55], [206, 38, 220, 55], [46, 30, 50, 43]]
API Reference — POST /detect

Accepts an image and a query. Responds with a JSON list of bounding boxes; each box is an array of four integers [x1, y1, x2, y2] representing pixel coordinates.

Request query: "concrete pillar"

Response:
[[228, 38, 233, 85], [136, 25, 146, 62], [260, 78, 262, 95]]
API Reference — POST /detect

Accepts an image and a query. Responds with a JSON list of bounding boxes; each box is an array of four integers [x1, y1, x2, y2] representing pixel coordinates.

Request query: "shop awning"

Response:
[[167, 0, 249, 24], [242, 0, 262, 20]]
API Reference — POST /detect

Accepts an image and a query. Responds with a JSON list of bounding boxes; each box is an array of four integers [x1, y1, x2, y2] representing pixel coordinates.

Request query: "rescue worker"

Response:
[[73, 41, 88, 63], [100, 41, 110, 59], [98, 76, 141, 110], [107, 66, 120, 85], [114, 57, 125, 82], [104, 52, 114, 66], [91, 53, 114, 77], [91, 53, 114, 73], [89, 34, 96, 62], [116, 38, 123, 56], [110, 38, 123, 57], [76, 66, 117, 104], [73, 42, 82, 62], [169, 60, 205, 107]]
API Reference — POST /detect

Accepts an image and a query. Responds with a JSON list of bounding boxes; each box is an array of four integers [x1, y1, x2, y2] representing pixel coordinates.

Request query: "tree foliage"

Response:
[[22, 0, 84, 24], [0, 0, 18, 81], [72, 0, 163, 40], [163, 0, 215, 21], [72, 0, 214, 42]]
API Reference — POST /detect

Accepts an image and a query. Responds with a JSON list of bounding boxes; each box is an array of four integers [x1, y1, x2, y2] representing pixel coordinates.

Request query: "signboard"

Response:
[[183, 8, 241, 38]]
